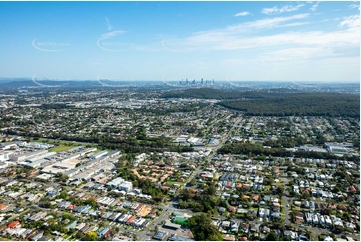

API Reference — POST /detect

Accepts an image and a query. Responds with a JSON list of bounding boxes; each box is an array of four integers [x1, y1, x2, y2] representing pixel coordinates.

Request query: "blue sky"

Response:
[[0, 1, 359, 82]]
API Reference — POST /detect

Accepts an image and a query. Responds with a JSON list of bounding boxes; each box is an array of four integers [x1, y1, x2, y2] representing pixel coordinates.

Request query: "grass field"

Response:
[[250, 207, 258, 212], [165, 181, 186, 186], [49, 144, 78, 152], [282, 197, 286, 206], [264, 185, 271, 190]]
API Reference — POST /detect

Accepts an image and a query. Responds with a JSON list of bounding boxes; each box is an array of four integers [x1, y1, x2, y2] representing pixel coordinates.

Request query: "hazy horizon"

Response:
[[0, 77, 359, 84]]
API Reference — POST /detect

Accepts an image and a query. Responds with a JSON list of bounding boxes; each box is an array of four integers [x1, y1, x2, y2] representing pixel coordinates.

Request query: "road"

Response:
[[280, 170, 291, 225], [283, 197, 291, 224], [182, 115, 243, 191], [138, 208, 172, 240]]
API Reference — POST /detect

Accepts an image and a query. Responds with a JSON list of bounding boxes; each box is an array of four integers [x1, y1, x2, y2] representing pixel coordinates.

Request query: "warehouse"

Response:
[[77, 148, 97, 156], [119, 181, 133, 192], [106, 177, 125, 188], [153, 231, 169, 241], [10, 150, 48, 162], [26, 152, 57, 163], [66, 146, 84, 153], [104, 150, 120, 158], [163, 221, 182, 230], [22, 158, 48, 168], [168, 234, 195, 241], [89, 150, 108, 159]]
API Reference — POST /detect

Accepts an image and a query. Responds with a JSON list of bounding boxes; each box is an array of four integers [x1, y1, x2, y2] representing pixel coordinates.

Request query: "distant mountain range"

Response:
[[0, 78, 160, 88], [0, 80, 101, 87], [0, 78, 359, 91]]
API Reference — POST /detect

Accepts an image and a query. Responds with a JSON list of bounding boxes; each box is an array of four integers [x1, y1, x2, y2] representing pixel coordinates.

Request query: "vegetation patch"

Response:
[[49, 144, 78, 152], [188, 213, 223, 241], [165, 181, 186, 186], [218, 93, 359, 117]]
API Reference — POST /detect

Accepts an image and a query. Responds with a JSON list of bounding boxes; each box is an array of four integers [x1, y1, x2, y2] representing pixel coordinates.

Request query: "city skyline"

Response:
[[0, 1, 359, 82]]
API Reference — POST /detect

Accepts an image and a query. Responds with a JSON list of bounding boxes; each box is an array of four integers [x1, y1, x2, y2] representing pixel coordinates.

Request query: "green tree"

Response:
[[179, 189, 193, 200], [189, 178, 196, 186], [84, 231, 98, 241], [188, 213, 222, 241], [266, 231, 279, 241], [204, 185, 217, 196]]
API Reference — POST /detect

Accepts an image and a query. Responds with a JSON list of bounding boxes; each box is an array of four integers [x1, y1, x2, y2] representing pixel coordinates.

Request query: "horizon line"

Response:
[[0, 78, 359, 84]]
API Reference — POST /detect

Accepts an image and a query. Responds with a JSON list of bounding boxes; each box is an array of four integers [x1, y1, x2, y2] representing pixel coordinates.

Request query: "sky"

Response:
[[0, 1, 359, 82]]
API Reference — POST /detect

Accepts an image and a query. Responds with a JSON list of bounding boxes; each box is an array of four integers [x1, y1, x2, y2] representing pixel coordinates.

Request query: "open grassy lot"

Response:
[[30, 138, 98, 152], [49, 144, 78, 152], [165, 181, 186, 186], [250, 207, 258, 212]]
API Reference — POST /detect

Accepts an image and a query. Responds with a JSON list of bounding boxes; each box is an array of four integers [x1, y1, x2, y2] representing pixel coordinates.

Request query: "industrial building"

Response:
[[163, 222, 181, 230], [89, 150, 108, 159], [119, 181, 133, 192], [66, 146, 84, 153], [106, 177, 125, 187], [0, 141, 26, 150], [153, 230, 169, 241], [104, 150, 120, 158], [168, 234, 195, 241], [22, 158, 49, 168], [25, 152, 57, 163], [10, 150, 48, 162], [0, 152, 11, 162]]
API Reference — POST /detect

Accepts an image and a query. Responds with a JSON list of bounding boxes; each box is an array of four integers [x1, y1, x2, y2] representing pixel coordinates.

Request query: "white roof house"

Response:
[[119, 181, 133, 192]]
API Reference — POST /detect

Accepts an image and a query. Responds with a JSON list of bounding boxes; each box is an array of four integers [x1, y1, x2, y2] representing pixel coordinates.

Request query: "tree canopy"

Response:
[[188, 213, 223, 241], [218, 93, 359, 118], [83, 231, 98, 241]]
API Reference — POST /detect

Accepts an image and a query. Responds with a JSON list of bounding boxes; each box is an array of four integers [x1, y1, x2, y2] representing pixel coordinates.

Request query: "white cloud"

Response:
[[339, 15, 360, 28], [234, 11, 250, 17], [160, 13, 359, 64], [281, 22, 310, 27], [259, 47, 325, 62], [348, 3, 360, 10], [228, 13, 310, 30], [163, 14, 308, 50], [310, 2, 320, 11], [262, 4, 305, 15], [100, 30, 126, 39]]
